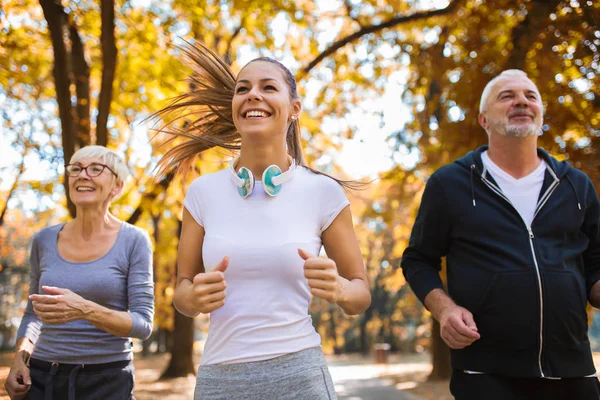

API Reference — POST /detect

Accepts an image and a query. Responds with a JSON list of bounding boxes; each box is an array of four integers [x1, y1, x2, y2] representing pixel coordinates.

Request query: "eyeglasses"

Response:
[[65, 163, 117, 178]]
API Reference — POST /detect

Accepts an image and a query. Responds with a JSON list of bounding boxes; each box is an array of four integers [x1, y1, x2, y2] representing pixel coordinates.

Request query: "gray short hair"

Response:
[[69, 145, 130, 184], [479, 69, 540, 113]]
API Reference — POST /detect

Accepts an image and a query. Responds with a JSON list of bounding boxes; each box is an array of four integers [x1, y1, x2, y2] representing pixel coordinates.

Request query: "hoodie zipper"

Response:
[[478, 166, 560, 378]]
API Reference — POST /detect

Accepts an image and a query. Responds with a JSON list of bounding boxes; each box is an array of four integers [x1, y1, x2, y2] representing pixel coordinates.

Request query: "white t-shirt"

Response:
[[481, 151, 546, 227], [183, 166, 350, 365]]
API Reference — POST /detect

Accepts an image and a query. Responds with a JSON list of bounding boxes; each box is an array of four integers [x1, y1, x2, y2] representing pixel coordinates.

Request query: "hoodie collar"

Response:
[[458, 145, 571, 179]]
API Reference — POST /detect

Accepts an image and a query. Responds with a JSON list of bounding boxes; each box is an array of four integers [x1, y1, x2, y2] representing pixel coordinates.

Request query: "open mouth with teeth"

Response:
[[76, 187, 96, 192], [244, 110, 271, 119]]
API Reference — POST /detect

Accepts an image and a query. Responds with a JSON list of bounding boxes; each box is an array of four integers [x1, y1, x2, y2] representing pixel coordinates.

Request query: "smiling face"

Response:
[[480, 76, 543, 138], [232, 61, 301, 140], [67, 157, 122, 207]]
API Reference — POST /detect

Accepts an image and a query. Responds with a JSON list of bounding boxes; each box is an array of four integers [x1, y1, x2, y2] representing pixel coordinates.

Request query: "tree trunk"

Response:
[[359, 306, 372, 356], [328, 304, 339, 351], [69, 23, 91, 148], [96, 0, 117, 147], [505, 0, 562, 70], [428, 319, 452, 380], [160, 310, 196, 378], [39, 0, 77, 217], [160, 220, 196, 378]]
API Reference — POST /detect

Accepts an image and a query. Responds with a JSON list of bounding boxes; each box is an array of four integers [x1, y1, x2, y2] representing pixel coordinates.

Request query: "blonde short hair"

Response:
[[69, 145, 130, 185]]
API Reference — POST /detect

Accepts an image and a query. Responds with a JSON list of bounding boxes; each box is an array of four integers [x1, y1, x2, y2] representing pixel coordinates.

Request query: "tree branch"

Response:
[[301, 0, 461, 75], [96, 0, 117, 147], [223, 21, 244, 66], [0, 157, 26, 227], [39, 0, 76, 218], [127, 172, 175, 225]]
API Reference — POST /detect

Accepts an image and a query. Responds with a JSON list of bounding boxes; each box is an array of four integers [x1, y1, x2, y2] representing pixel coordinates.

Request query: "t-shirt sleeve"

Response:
[[182, 177, 205, 227], [17, 235, 43, 344], [319, 176, 350, 233]]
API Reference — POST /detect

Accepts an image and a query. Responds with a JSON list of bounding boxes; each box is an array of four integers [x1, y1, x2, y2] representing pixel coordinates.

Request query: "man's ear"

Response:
[[478, 113, 488, 133]]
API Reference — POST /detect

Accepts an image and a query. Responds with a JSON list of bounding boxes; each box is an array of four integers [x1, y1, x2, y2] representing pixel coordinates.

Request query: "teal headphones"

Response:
[[229, 155, 296, 198]]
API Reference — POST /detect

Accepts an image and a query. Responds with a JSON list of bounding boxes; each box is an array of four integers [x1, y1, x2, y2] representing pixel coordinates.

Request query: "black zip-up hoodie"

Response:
[[402, 145, 600, 378]]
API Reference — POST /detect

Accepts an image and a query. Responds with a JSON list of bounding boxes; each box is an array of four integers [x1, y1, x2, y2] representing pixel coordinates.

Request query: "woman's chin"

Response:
[[239, 126, 284, 140], [72, 198, 104, 208]]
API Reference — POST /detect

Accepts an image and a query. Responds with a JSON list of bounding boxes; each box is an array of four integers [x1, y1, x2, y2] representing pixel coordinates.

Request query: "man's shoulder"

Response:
[[565, 164, 591, 181], [428, 147, 485, 183], [430, 162, 467, 182]]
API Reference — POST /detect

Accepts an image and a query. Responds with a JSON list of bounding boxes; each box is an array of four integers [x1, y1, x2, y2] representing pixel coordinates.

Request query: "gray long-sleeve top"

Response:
[[16, 222, 154, 364]]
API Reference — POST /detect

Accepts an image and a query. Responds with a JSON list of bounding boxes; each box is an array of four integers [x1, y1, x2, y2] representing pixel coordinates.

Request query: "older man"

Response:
[[402, 69, 600, 399]]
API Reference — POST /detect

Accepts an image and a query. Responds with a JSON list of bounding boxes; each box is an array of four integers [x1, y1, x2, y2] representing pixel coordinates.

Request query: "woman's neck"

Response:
[[70, 207, 120, 240], [237, 142, 290, 179]]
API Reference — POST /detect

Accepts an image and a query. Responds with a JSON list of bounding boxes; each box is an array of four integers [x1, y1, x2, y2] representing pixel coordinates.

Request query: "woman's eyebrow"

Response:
[[237, 78, 280, 84]]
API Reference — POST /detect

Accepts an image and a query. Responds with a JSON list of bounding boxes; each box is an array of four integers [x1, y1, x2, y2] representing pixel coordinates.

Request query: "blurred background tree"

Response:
[[1, 0, 598, 381]]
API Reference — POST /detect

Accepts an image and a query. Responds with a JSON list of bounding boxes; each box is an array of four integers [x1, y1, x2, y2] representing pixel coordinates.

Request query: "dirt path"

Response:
[[2, 352, 599, 399]]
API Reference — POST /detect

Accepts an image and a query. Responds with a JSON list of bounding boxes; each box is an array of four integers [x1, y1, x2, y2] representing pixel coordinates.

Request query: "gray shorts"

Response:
[[194, 347, 337, 400]]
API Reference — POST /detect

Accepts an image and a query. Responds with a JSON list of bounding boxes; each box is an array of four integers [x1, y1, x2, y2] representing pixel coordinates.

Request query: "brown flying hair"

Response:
[[152, 40, 366, 190]]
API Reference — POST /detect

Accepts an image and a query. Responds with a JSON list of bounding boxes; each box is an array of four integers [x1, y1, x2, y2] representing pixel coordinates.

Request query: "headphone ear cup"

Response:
[[262, 164, 283, 196], [237, 167, 255, 198]]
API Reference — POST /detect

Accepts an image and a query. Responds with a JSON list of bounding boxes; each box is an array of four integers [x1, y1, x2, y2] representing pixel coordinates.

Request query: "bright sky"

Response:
[[1, 0, 451, 211]]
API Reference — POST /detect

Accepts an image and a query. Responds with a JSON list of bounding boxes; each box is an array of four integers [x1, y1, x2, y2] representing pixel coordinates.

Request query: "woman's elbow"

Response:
[[139, 320, 154, 340], [349, 294, 372, 316], [129, 314, 154, 340]]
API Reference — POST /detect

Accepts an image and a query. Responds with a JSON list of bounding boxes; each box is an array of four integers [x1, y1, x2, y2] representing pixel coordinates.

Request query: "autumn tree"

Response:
[[3, 0, 598, 384]]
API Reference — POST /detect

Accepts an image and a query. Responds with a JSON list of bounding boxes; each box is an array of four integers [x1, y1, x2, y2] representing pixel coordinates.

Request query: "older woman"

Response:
[[4, 146, 154, 400]]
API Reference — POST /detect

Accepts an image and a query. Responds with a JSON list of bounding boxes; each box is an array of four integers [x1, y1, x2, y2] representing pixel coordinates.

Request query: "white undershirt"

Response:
[[481, 151, 546, 227]]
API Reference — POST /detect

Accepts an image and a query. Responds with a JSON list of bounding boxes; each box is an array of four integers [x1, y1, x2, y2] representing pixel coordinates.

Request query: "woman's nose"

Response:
[[247, 87, 261, 101]]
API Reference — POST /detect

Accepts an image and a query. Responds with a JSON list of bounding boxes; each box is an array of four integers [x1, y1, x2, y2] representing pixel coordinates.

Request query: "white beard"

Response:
[[504, 124, 538, 137], [488, 116, 539, 138]]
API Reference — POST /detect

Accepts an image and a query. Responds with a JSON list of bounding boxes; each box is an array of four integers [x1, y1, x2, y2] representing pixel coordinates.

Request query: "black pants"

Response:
[[450, 370, 600, 400], [25, 358, 135, 400]]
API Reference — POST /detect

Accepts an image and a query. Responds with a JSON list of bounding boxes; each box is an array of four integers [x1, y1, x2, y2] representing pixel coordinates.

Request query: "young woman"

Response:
[[4, 146, 154, 400], [155, 42, 370, 399]]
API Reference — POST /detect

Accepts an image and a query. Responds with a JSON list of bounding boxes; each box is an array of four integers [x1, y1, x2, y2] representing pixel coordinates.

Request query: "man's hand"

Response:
[[439, 304, 481, 349], [425, 288, 480, 349]]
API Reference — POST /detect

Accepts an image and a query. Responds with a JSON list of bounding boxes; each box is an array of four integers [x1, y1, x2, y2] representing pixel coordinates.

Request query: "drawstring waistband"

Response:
[[43, 362, 82, 400], [30, 358, 130, 400], [68, 365, 83, 400], [44, 363, 58, 400]]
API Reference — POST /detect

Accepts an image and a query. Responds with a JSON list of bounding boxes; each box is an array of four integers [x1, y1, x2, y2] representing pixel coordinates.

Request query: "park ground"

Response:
[[1, 352, 599, 400]]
